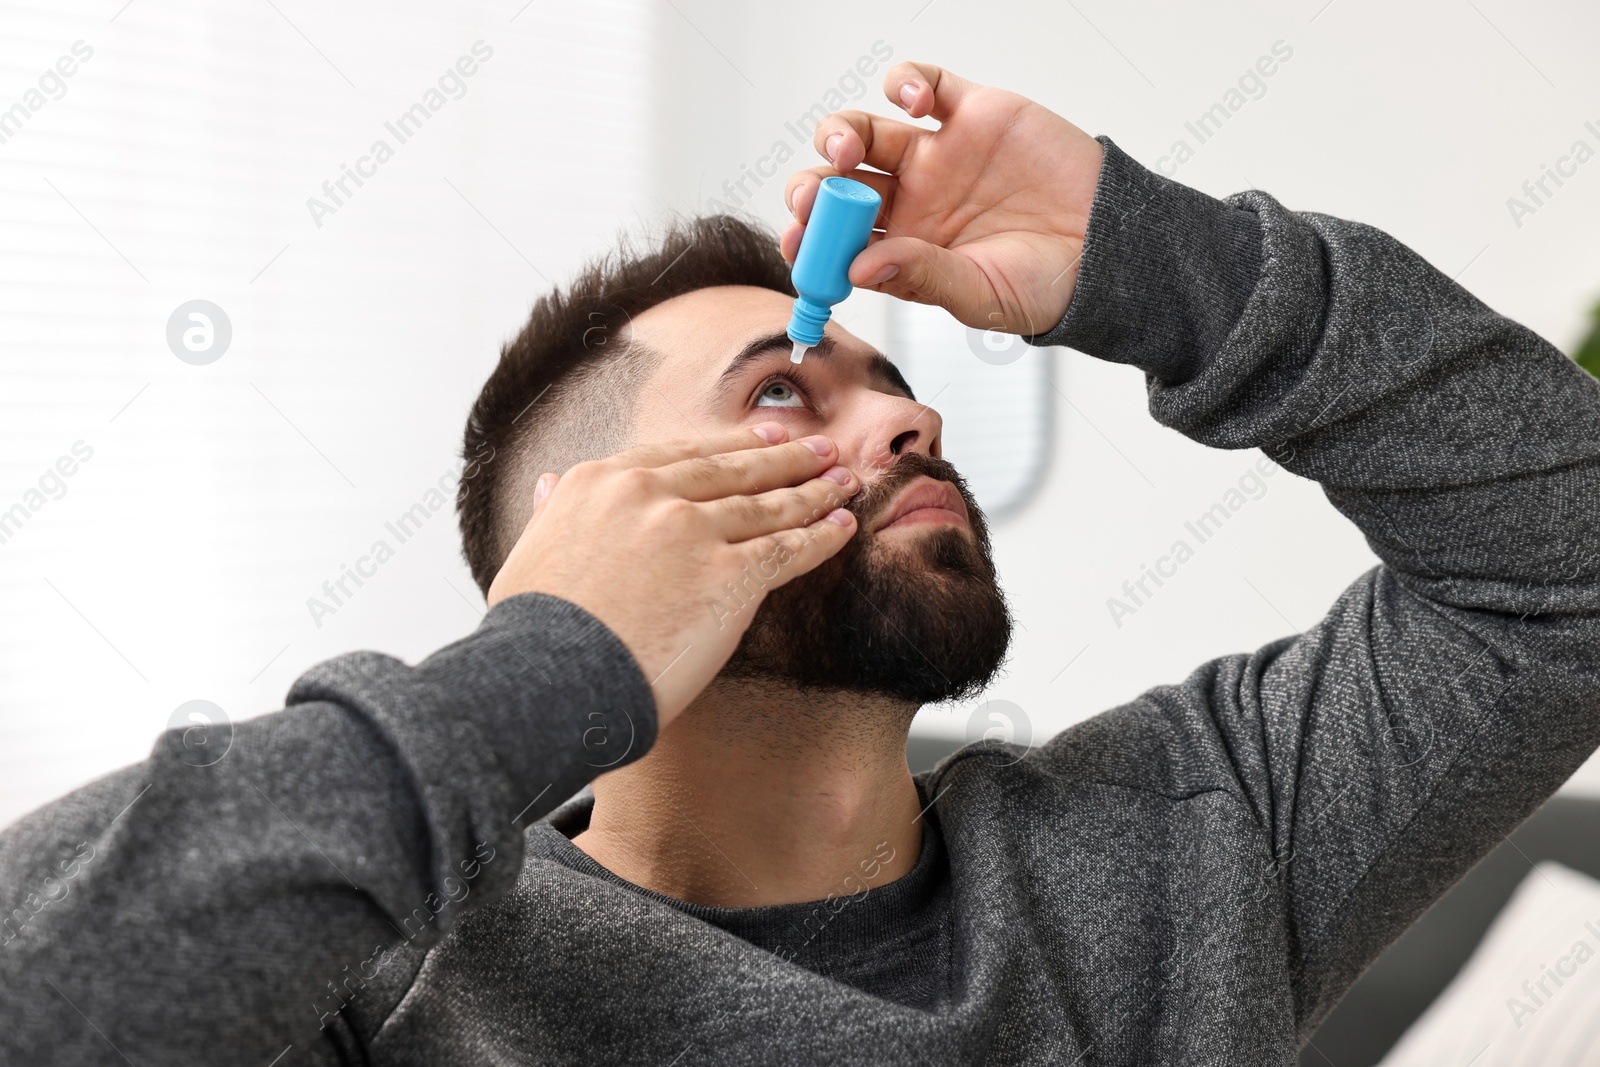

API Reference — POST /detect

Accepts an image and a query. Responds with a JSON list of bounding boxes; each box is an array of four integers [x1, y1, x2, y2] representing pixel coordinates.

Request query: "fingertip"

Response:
[[823, 130, 845, 166], [779, 221, 802, 263], [792, 178, 820, 223], [898, 81, 921, 115], [798, 435, 836, 458], [752, 422, 787, 444], [826, 507, 854, 527]]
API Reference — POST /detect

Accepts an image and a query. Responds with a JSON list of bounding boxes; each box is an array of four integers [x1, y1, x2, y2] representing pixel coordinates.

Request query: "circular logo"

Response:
[[166, 699, 233, 767], [1377, 304, 1434, 371], [966, 326, 1028, 366], [823, 176, 879, 203], [1382, 710, 1435, 769], [166, 300, 232, 365], [582, 707, 637, 769], [1251, 847, 1315, 903], [964, 698, 1032, 764]]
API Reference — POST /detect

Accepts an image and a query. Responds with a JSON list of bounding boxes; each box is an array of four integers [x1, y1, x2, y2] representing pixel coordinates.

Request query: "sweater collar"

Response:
[[527, 777, 948, 953]]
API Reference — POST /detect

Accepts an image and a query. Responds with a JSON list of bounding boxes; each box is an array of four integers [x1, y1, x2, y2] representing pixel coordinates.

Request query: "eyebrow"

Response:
[[713, 330, 917, 402]]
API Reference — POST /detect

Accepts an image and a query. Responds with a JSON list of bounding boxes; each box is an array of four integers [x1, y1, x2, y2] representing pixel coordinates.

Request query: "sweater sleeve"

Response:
[[0, 591, 656, 1066], [1029, 137, 1600, 1035]]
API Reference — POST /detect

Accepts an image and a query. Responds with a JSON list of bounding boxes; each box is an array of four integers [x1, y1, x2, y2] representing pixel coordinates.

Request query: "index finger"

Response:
[[606, 422, 790, 470], [805, 108, 925, 186], [786, 62, 978, 200], [663, 435, 845, 502], [887, 61, 979, 124]]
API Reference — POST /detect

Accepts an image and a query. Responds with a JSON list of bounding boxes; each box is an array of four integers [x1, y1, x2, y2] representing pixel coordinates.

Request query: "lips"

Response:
[[873, 476, 970, 533]]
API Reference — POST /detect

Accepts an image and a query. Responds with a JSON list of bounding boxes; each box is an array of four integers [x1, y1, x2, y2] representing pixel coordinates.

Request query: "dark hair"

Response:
[[457, 213, 797, 595]]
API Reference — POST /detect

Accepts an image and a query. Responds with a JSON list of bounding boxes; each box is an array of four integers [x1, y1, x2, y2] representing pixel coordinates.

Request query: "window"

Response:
[[889, 299, 1055, 520]]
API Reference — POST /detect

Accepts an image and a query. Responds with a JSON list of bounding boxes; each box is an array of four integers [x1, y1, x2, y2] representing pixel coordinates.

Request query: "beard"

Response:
[[719, 451, 1013, 706]]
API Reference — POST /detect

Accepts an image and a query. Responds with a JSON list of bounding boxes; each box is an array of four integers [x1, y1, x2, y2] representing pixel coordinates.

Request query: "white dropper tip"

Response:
[[790, 340, 809, 364]]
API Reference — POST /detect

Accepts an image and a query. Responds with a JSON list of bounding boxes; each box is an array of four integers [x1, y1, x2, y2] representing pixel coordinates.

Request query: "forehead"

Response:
[[626, 284, 794, 354], [627, 284, 896, 385]]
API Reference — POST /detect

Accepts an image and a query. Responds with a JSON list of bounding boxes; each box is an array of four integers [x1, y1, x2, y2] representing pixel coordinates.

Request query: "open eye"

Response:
[[755, 378, 806, 408]]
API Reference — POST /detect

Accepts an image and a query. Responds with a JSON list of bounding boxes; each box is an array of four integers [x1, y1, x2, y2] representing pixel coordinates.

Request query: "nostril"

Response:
[[889, 430, 917, 456]]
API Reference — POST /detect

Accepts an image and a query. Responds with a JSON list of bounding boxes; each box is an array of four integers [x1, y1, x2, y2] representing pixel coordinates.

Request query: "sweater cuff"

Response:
[[1021, 135, 1265, 384], [414, 592, 658, 815]]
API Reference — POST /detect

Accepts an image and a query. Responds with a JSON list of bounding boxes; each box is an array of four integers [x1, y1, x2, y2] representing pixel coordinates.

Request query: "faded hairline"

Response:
[[490, 338, 651, 565]]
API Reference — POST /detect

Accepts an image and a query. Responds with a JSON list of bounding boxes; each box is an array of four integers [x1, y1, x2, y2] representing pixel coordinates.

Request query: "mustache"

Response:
[[845, 452, 976, 529]]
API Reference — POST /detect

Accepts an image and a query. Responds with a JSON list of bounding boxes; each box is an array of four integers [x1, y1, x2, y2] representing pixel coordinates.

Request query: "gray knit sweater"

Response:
[[4, 136, 1599, 1066]]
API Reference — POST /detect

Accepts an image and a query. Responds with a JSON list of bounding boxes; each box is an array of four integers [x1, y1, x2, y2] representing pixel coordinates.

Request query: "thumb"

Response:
[[848, 236, 994, 329]]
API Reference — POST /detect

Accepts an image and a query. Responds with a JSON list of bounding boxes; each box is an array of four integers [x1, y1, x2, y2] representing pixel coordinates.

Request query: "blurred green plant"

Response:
[[1575, 297, 1600, 380]]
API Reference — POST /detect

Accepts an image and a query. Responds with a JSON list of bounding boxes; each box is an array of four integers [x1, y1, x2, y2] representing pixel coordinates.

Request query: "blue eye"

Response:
[[755, 379, 806, 408]]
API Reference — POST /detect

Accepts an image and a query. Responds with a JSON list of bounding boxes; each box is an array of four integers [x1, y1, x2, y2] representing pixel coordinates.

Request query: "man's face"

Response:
[[628, 284, 1011, 705]]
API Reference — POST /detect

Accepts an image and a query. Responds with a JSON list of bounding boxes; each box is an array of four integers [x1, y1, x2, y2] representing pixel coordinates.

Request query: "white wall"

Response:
[[3, 0, 1598, 829], [0, 0, 657, 826]]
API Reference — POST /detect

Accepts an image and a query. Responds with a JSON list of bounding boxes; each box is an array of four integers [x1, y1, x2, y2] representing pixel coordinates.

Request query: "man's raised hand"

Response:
[[782, 61, 1105, 338]]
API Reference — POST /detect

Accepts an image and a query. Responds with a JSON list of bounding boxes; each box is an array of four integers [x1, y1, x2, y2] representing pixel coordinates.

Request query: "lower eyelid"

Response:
[[750, 372, 818, 411]]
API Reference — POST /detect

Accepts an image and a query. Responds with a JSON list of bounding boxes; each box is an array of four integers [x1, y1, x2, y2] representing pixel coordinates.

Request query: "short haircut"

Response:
[[457, 213, 796, 595]]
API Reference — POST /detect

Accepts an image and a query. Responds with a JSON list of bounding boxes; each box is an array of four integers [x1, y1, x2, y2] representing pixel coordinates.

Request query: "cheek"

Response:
[[845, 439, 899, 479], [629, 386, 705, 442]]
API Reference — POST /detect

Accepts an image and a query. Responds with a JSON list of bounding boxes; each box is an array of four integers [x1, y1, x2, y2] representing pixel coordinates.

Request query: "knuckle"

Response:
[[616, 466, 655, 494], [685, 456, 728, 489], [566, 459, 602, 483], [810, 480, 851, 508], [744, 494, 781, 526], [562, 462, 605, 495], [900, 258, 925, 290], [787, 486, 831, 521], [752, 535, 798, 574], [660, 497, 697, 522], [769, 534, 801, 567], [649, 497, 699, 535]]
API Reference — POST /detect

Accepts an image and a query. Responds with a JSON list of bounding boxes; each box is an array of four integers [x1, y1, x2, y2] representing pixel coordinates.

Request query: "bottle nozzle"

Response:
[[790, 340, 809, 364]]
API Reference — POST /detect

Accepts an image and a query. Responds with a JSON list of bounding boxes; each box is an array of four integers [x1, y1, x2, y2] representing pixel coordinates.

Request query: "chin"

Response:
[[724, 498, 1013, 707]]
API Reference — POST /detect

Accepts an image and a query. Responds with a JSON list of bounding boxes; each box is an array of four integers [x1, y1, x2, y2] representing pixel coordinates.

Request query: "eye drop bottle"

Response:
[[787, 176, 881, 363]]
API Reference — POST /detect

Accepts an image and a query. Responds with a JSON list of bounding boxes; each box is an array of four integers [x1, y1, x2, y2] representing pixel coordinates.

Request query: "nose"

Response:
[[853, 393, 944, 476]]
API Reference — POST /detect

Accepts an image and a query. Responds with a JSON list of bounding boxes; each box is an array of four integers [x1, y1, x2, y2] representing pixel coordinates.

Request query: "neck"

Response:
[[571, 678, 925, 908]]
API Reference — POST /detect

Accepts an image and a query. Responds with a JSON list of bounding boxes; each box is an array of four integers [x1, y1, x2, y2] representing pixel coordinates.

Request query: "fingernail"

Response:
[[799, 435, 833, 456], [821, 465, 851, 485], [824, 132, 844, 162], [532, 476, 551, 507], [752, 423, 785, 444], [827, 508, 854, 526], [866, 264, 899, 286], [899, 83, 917, 109]]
